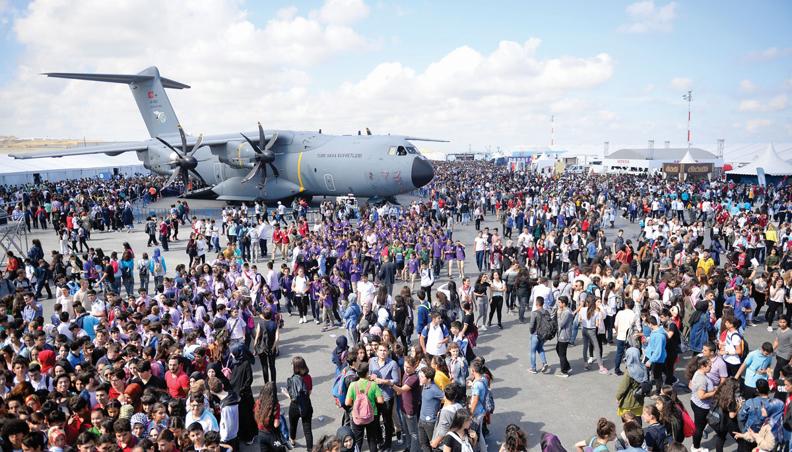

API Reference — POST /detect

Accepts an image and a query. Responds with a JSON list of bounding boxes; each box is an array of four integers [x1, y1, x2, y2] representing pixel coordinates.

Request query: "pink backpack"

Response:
[[351, 381, 374, 425]]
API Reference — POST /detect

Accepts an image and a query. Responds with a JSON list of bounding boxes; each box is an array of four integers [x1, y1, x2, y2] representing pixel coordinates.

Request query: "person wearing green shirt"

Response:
[[345, 362, 385, 452]]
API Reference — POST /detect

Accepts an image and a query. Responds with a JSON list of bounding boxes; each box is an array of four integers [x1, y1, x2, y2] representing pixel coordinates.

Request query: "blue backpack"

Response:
[[331, 367, 357, 406]]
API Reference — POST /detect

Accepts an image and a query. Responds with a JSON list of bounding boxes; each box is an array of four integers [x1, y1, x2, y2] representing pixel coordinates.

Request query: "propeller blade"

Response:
[[178, 125, 188, 154], [258, 122, 265, 148], [188, 168, 207, 186], [240, 133, 262, 154], [268, 162, 280, 178], [264, 132, 279, 152], [188, 133, 204, 156], [156, 137, 185, 157], [241, 161, 263, 184], [163, 169, 181, 189]]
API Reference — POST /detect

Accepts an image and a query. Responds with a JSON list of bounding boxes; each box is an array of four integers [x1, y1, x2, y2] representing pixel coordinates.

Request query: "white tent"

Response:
[[679, 150, 697, 164], [727, 143, 792, 176]]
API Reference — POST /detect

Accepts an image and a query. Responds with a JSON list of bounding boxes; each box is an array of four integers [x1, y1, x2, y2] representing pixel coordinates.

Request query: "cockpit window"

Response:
[[397, 146, 407, 156], [406, 146, 418, 154], [388, 146, 397, 156]]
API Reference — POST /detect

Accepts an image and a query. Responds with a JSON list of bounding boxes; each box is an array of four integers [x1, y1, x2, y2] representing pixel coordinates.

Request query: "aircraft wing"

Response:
[[403, 136, 450, 143], [8, 142, 149, 159]]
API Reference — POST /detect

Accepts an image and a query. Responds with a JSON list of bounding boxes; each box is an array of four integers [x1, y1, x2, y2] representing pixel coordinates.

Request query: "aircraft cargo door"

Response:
[[324, 174, 336, 192]]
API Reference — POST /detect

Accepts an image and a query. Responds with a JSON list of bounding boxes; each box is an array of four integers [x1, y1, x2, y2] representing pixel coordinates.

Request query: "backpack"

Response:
[[483, 385, 495, 414], [727, 332, 749, 362], [447, 431, 474, 452], [287, 374, 310, 413], [536, 310, 557, 341], [153, 258, 163, 275], [331, 367, 357, 407], [679, 404, 695, 438], [351, 381, 375, 425]]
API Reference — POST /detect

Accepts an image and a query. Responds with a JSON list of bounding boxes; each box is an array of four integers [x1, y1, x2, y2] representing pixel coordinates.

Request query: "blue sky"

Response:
[[0, 0, 789, 154]]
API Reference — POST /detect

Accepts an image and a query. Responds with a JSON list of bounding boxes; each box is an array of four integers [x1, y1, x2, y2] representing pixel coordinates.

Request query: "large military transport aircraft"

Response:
[[10, 67, 439, 202]]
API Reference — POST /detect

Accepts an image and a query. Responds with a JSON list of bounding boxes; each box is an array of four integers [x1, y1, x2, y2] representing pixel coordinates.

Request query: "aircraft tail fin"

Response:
[[44, 67, 189, 138]]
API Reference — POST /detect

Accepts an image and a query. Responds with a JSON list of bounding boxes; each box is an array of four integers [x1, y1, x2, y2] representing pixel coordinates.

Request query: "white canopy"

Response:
[[727, 143, 792, 176], [679, 150, 697, 164]]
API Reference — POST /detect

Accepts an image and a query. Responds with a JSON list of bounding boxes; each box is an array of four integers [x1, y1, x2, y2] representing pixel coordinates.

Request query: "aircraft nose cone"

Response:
[[411, 158, 434, 188]]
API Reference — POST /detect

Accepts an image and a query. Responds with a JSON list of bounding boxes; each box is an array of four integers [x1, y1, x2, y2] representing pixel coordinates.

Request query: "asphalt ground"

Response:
[[22, 196, 760, 451]]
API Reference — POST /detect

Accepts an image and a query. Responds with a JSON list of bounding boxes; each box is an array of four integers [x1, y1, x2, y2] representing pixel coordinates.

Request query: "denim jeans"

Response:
[[614, 339, 626, 373], [530, 334, 547, 370], [401, 414, 420, 452], [517, 294, 529, 322], [475, 251, 485, 271], [582, 327, 602, 367], [570, 315, 580, 344], [473, 413, 487, 452]]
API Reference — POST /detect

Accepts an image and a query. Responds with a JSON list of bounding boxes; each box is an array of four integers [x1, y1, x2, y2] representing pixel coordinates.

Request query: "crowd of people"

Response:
[[1, 162, 792, 452]]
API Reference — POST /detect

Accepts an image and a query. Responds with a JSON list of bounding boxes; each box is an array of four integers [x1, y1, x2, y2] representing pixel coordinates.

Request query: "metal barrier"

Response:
[[0, 213, 29, 262]]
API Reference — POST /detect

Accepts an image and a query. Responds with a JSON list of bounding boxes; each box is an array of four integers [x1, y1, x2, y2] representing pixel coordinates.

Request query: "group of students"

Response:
[[5, 159, 792, 452]]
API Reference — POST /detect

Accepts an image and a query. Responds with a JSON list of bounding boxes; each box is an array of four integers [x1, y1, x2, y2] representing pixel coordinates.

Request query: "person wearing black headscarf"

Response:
[[332, 336, 348, 374], [229, 342, 257, 444]]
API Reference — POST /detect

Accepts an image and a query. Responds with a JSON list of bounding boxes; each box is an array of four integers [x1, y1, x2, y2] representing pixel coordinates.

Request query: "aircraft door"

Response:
[[324, 174, 336, 192]]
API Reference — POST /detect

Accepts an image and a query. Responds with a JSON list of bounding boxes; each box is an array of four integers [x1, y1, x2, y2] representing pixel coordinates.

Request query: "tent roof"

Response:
[[727, 143, 792, 176], [679, 150, 697, 164], [607, 147, 717, 160]]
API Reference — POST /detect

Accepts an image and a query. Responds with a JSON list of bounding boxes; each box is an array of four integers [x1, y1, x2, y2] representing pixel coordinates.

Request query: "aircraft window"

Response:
[[388, 147, 397, 156], [397, 146, 407, 156], [406, 146, 418, 154]]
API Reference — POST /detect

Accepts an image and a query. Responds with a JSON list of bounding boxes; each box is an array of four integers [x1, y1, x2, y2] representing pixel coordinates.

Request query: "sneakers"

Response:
[[768, 326, 774, 332], [598, 367, 609, 375], [528, 368, 538, 374], [315, 319, 321, 325], [587, 357, 595, 364], [540, 365, 550, 374], [583, 364, 591, 371], [556, 372, 570, 378]]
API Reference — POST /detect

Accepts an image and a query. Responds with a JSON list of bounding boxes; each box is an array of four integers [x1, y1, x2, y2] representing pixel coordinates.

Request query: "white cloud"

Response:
[[671, 77, 692, 90], [744, 118, 772, 133], [0, 3, 618, 150], [739, 79, 757, 93], [739, 94, 788, 112], [769, 94, 789, 110], [315, 0, 370, 24], [745, 47, 792, 62], [618, 1, 677, 33], [0, 0, 372, 139]]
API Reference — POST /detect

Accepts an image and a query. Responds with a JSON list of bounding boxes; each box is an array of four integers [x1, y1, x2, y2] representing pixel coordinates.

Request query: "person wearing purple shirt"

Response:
[[432, 240, 443, 276]]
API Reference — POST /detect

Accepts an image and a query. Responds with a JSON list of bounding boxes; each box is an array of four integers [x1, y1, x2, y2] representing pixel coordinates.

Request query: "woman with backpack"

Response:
[[285, 356, 314, 451], [441, 408, 477, 452]]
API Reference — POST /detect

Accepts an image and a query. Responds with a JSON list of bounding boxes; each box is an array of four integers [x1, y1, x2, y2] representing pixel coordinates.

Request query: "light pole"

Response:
[[682, 90, 692, 151]]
